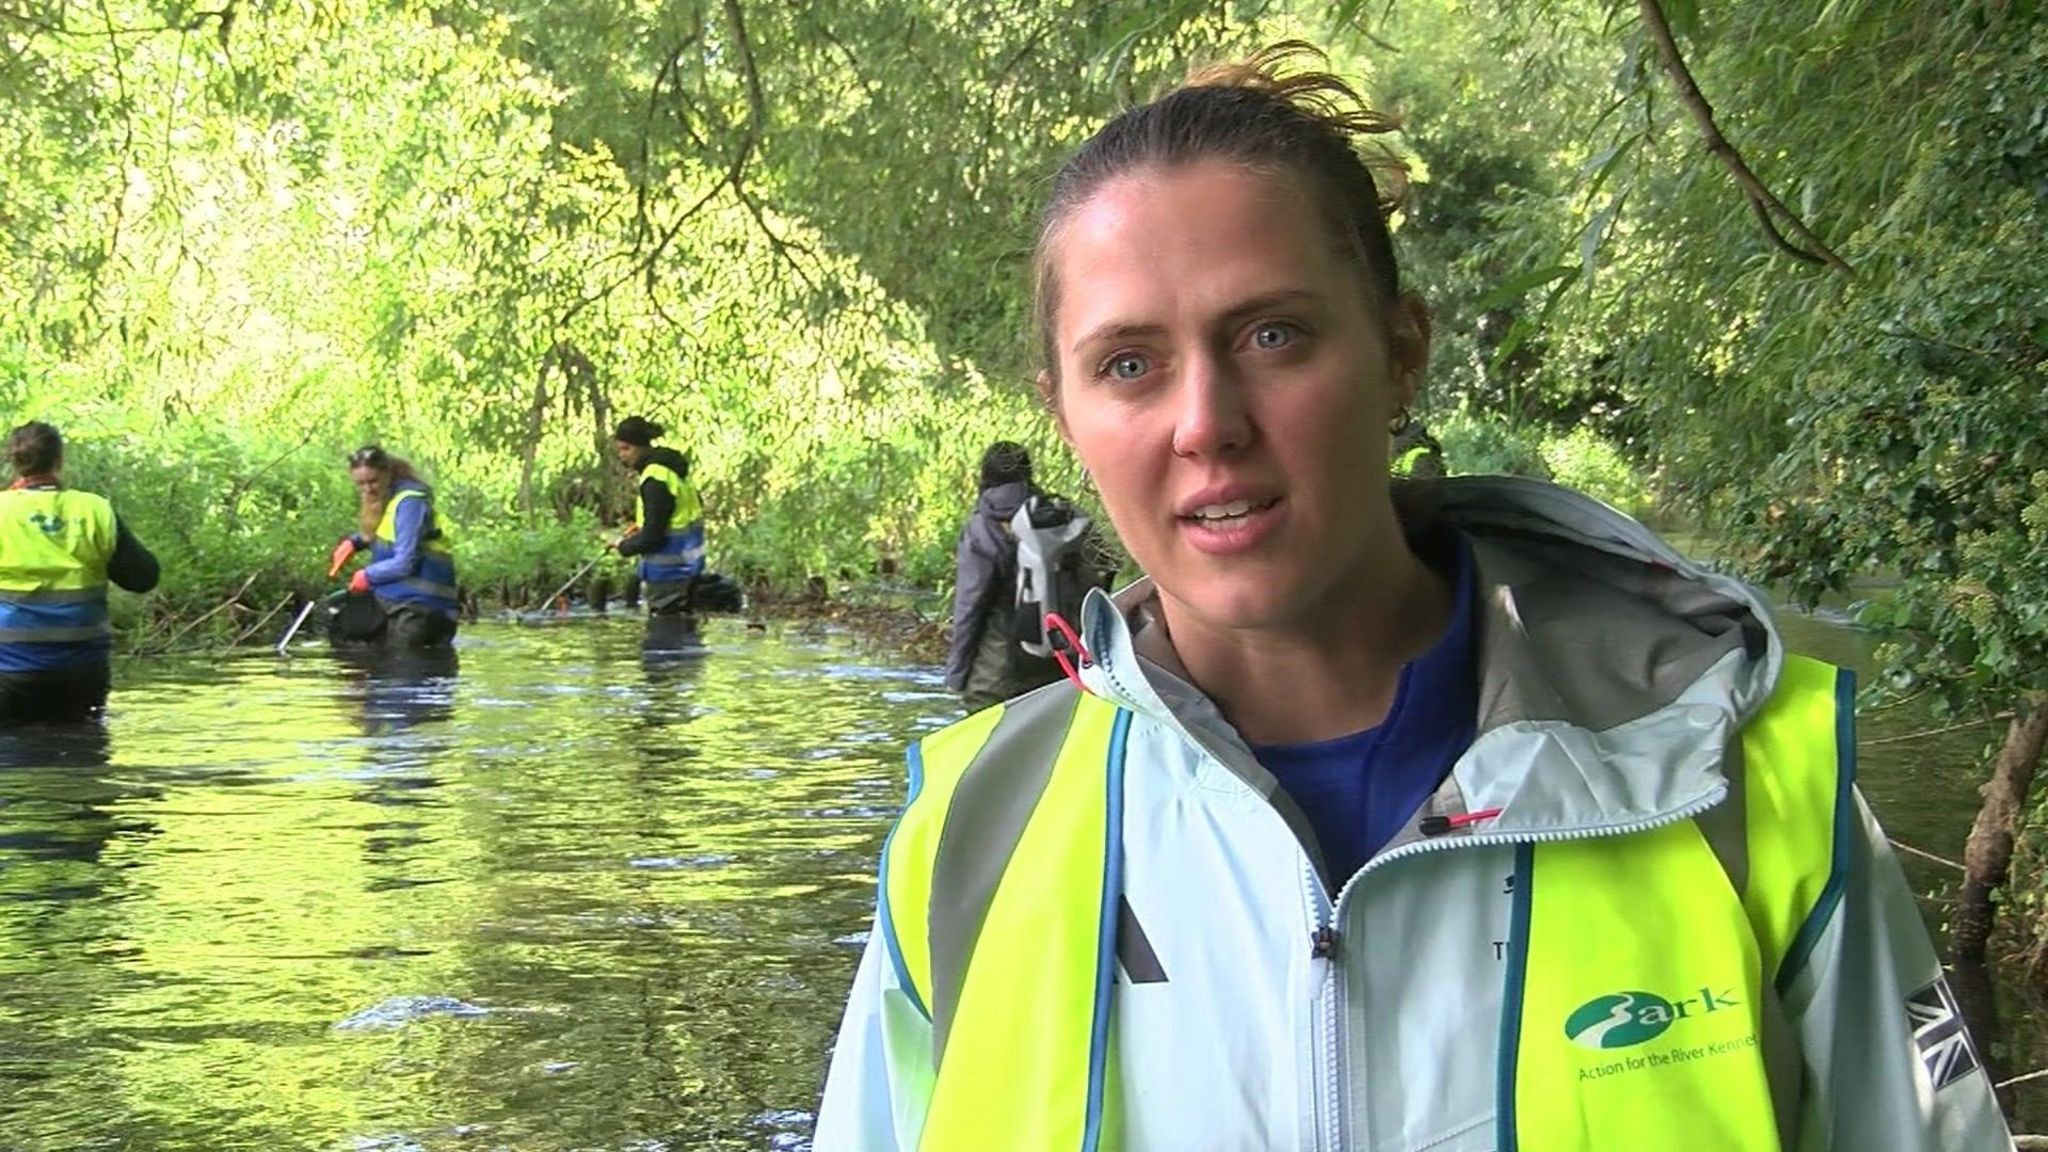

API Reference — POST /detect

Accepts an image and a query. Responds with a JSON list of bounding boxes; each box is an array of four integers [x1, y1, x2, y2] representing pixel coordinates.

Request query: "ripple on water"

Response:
[[626, 854, 734, 870], [333, 995, 491, 1032]]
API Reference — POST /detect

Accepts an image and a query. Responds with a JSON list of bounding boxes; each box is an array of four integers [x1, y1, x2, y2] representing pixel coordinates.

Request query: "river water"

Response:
[[0, 610, 2039, 1149]]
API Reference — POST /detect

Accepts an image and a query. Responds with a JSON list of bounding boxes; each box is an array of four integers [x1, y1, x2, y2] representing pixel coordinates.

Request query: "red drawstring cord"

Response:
[[1420, 807, 1504, 836], [1044, 612, 1095, 694]]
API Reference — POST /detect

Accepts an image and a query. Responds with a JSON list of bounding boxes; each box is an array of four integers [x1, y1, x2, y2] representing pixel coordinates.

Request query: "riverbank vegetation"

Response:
[[6, 0, 2044, 1108]]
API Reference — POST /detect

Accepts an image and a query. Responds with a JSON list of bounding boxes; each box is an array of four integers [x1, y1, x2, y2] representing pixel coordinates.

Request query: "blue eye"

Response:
[[1252, 323, 1297, 350], [1106, 353, 1149, 381]]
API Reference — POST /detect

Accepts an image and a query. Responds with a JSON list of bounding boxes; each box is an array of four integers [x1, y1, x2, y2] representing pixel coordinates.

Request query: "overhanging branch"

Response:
[[1639, 0, 1854, 277]]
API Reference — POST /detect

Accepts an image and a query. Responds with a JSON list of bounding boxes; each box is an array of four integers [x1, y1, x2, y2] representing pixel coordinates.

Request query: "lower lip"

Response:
[[1179, 501, 1282, 555]]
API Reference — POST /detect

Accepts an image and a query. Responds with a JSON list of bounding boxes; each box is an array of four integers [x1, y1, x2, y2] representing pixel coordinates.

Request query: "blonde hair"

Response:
[[352, 450, 422, 540]]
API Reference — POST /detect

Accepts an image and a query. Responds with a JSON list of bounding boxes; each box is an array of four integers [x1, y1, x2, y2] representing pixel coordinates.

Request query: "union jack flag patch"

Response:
[[1907, 977, 1980, 1090]]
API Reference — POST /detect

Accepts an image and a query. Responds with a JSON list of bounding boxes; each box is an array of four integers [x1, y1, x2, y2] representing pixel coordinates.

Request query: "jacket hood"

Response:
[[1073, 475, 1783, 839], [641, 446, 690, 477], [974, 480, 1034, 522]]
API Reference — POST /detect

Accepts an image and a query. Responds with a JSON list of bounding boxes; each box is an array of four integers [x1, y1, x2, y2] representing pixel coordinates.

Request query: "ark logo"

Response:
[[1564, 986, 1741, 1049], [27, 512, 67, 535]]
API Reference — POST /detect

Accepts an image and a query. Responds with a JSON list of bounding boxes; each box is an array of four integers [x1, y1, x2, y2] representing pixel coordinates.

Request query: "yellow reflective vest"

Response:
[[634, 459, 706, 585], [879, 656, 1845, 1151], [0, 487, 118, 665]]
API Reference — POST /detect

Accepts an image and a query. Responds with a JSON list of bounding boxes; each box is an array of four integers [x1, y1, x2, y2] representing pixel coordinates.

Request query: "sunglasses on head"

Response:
[[348, 446, 388, 468]]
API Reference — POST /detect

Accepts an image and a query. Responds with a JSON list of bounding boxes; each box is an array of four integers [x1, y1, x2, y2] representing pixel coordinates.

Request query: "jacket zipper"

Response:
[[1306, 785, 1729, 1152], [1304, 861, 1343, 1152], [1118, 699, 1731, 1151]]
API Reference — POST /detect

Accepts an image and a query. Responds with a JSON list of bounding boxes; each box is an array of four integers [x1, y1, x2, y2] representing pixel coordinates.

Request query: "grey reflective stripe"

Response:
[[1694, 741, 1749, 897], [1695, 739, 1798, 1150], [928, 685, 1083, 1063], [399, 578, 458, 600], [0, 624, 111, 642], [1757, 981, 1802, 1150], [0, 586, 107, 604]]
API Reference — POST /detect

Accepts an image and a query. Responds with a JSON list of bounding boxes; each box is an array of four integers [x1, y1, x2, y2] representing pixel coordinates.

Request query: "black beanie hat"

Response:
[[613, 416, 664, 447], [979, 441, 1032, 490]]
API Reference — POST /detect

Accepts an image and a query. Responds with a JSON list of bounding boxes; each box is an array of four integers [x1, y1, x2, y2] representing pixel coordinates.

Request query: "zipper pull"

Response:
[[1310, 925, 1341, 960], [1419, 807, 1504, 837]]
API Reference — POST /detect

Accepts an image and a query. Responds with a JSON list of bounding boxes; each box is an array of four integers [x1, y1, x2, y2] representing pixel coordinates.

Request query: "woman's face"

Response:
[[1045, 160, 1425, 637], [350, 465, 388, 503], [613, 440, 642, 469]]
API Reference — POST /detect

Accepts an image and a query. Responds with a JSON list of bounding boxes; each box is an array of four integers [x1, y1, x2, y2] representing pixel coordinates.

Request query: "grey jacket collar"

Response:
[[1075, 476, 1783, 840]]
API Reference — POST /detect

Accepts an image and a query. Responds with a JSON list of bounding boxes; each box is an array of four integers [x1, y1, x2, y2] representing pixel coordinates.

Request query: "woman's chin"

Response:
[[1155, 575, 1324, 638]]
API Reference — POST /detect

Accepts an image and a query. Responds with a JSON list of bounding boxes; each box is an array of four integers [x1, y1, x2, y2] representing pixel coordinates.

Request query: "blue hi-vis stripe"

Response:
[[877, 742, 932, 1021], [0, 597, 109, 632], [650, 520, 704, 559], [1080, 708, 1132, 1152]]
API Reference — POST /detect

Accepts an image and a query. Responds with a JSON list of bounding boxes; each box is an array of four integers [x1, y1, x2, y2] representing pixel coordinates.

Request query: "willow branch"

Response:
[[1, 6, 230, 37], [1861, 713, 2013, 748], [141, 572, 260, 654], [1747, 196, 1824, 266], [227, 592, 295, 649], [796, 9, 880, 104], [721, 0, 811, 287], [634, 43, 684, 248], [556, 122, 752, 334], [1638, 0, 1854, 276]]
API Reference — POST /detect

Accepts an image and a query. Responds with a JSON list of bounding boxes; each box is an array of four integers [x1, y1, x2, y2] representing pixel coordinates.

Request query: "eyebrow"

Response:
[[1068, 289, 1331, 357]]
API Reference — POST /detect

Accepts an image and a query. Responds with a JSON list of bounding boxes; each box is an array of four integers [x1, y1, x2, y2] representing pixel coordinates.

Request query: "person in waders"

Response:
[[816, 44, 2012, 1151], [328, 446, 459, 649], [0, 422, 160, 725], [608, 418, 706, 635], [945, 441, 1117, 713]]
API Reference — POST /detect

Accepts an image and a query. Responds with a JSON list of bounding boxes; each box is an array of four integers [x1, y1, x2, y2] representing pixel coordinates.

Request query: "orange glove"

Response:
[[347, 569, 371, 594], [328, 537, 359, 578]]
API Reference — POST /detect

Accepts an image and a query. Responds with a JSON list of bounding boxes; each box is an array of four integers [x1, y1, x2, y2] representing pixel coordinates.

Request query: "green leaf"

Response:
[[1662, 0, 1702, 42], [1580, 194, 1626, 287], [1473, 264, 1577, 312]]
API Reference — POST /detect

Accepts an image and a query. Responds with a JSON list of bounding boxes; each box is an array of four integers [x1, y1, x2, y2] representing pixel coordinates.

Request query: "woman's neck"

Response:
[[9, 473, 60, 490], [1160, 538, 1455, 746]]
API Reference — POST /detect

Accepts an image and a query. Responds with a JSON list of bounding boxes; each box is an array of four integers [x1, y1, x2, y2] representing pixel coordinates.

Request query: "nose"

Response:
[[1170, 350, 1253, 459]]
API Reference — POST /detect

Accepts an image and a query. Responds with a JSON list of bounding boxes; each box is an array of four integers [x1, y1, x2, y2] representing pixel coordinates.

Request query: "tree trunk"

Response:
[[1952, 695, 2048, 965], [517, 357, 553, 520], [1946, 954, 2013, 1117]]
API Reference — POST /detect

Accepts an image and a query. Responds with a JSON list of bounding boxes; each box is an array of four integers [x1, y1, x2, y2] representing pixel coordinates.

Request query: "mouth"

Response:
[[1175, 493, 1284, 555], [1178, 497, 1281, 525]]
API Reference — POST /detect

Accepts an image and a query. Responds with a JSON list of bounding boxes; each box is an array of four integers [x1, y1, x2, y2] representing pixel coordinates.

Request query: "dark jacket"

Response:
[[945, 480, 1034, 695]]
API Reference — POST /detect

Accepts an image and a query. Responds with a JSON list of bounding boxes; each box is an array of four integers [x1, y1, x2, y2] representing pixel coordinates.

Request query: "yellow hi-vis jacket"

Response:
[[816, 477, 2013, 1152], [0, 486, 117, 670]]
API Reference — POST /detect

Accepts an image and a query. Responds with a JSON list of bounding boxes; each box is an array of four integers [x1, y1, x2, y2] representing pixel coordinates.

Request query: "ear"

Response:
[[1037, 370, 1074, 448], [1390, 291, 1433, 408]]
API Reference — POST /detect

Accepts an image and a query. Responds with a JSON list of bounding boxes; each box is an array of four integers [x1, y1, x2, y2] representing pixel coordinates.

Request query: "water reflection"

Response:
[[332, 644, 461, 736], [0, 618, 948, 1151]]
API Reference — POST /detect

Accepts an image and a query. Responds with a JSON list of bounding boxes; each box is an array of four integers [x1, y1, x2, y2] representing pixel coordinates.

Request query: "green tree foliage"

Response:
[[1, 0, 1213, 631], [1341, 0, 2045, 969], [4, 0, 2039, 928]]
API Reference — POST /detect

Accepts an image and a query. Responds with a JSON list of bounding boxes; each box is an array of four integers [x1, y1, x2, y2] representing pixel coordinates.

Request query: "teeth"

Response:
[[1190, 500, 1257, 521]]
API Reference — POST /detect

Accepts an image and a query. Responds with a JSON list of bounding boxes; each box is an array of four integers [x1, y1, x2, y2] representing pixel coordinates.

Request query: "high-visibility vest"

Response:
[[882, 655, 1850, 1151], [0, 487, 119, 670], [635, 460, 705, 585], [369, 483, 458, 617]]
